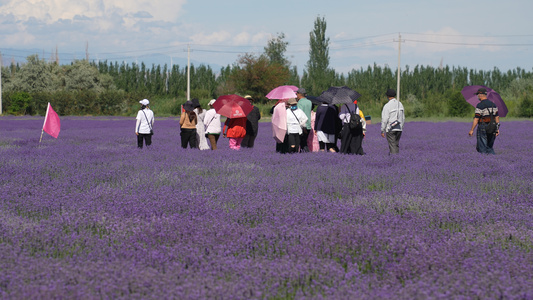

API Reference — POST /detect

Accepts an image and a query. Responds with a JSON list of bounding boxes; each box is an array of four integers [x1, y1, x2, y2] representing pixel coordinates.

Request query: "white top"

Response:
[[204, 108, 222, 134], [286, 107, 308, 134], [381, 98, 405, 133], [135, 108, 154, 134]]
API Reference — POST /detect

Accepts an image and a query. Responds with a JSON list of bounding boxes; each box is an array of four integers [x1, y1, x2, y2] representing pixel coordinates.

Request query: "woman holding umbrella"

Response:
[[223, 117, 247, 150], [314, 101, 339, 152], [213, 94, 253, 151]]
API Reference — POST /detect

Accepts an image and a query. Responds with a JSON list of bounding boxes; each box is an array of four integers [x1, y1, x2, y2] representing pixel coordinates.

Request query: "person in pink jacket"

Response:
[[223, 117, 247, 150]]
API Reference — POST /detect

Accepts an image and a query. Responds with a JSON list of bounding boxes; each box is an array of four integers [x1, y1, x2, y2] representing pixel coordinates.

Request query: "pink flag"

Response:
[[43, 103, 61, 138]]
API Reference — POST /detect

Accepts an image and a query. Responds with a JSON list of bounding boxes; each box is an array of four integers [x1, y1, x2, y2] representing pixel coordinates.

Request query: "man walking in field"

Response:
[[468, 88, 500, 154], [381, 89, 405, 154]]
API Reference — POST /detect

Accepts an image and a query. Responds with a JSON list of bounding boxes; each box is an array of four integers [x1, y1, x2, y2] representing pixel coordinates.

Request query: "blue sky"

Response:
[[1, 0, 532, 75]]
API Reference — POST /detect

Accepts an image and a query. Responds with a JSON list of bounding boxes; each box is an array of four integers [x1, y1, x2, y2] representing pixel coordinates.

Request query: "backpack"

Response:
[[485, 107, 498, 135], [345, 104, 362, 131]]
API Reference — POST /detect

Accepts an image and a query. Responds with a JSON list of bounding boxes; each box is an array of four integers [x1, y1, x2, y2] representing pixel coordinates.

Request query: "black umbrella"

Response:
[[316, 86, 362, 105], [307, 96, 322, 105]]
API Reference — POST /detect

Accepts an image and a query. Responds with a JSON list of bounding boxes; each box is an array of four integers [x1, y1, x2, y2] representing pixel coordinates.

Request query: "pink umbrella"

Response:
[[271, 101, 287, 143], [266, 85, 298, 100], [213, 94, 254, 118]]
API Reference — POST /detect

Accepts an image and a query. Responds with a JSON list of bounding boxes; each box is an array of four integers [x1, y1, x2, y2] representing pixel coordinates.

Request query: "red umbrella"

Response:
[[213, 94, 254, 118]]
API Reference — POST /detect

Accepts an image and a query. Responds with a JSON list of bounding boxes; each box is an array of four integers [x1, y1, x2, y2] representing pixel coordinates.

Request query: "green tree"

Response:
[[264, 32, 290, 67], [63, 60, 115, 92], [228, 53, 290, 102], [4, 55, 58, 93], [303, 16, 335, 96], [447, 90, 471, 117]]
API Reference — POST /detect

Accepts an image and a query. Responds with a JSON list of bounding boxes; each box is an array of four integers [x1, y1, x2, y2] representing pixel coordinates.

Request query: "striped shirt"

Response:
[[475, 100, 498, 123]]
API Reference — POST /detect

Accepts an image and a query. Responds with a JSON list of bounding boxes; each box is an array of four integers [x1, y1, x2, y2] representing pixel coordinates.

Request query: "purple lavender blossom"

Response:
[[0, 116, 532, 299]]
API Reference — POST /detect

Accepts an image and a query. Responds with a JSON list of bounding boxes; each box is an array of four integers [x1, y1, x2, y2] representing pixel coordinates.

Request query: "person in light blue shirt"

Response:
[[381, 89, 405, 154], [296, 88, 312, 152]]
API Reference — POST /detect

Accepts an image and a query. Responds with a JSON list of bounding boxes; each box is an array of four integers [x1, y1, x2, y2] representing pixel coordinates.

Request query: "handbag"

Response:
[[389, 101, 401, 130], [485, 107, 498, 135], [142, 110, 154, 135]]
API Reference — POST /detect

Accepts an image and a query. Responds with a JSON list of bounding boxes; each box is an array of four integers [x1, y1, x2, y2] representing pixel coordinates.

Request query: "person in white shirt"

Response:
[[191, 98, 210, 150], [135, 99, 154, 149], [204, 99, 222, 150], [286, 98, 308, 153], [380, 89, 405, 154]]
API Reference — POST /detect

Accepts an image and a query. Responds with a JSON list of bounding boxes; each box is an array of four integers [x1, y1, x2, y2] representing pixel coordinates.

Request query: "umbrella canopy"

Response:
[[271, 102, 287, 143], [307, 96, 322, 105], [266, 85, 298, 100], [213, 94, 254, 118], [461, 85, 508, 117], [316, 86, 362, 105]]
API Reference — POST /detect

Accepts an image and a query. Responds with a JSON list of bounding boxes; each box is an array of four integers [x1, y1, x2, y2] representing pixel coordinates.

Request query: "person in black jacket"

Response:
[[314, 102, 339, 152], [242, 95, 261, 148]]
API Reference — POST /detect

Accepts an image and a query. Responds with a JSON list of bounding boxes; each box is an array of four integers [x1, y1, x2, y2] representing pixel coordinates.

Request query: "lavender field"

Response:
[[1, 116, 533, 299]]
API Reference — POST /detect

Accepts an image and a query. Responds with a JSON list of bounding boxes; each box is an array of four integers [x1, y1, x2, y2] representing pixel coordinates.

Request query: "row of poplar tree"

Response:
[[1, 17, 533, 117]]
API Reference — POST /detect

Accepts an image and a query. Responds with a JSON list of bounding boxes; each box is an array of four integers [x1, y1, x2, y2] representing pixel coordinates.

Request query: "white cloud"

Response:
[[232, 32, 250, 45], [0, 0, 186, 24], [190, 31, 232, 45]]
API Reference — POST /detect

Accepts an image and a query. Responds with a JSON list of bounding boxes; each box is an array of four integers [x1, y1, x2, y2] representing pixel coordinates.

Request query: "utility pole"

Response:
[[394, 33, 404, 101], [187, 44, 190, 101]]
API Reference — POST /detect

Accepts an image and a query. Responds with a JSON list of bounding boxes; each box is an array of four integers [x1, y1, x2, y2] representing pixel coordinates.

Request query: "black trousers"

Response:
[[137, 133, 152, 148], [180, 128, 197, 149], [287, 133, 300, 153], [299, 129, 310, 152], [340, 124, 364, 155], [241, 134, 257, 148]]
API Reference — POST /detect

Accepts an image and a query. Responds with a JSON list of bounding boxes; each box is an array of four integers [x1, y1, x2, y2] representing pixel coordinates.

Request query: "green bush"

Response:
[[517, 94, 533, 118], [447, 90, 471, 117], [9, 92, 32, 115]]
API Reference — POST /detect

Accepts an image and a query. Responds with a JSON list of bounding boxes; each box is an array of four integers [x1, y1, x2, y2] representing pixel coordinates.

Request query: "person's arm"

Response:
[[135, 118, 140, 135], [469, 117, 479, 136], [381, 103, 389, 137], [495, 116, 500, 136], [180, 112, 185, 126]]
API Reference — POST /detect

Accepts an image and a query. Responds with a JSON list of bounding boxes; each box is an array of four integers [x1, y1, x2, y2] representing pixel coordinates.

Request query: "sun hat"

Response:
[[208, 99, 216, 106], [475, 88, 487, 95], [288, 98, 298, 105], [386, 89, 396, 97], [139, 99, 150, 105], [191, 98, 201, 108], [183, 101, 195, 111]]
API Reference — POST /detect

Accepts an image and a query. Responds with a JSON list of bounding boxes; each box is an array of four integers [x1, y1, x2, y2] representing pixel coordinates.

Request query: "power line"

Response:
[[405, 39, 533, 47]]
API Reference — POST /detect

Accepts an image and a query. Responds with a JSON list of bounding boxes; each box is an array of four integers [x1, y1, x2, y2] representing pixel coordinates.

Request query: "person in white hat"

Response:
[[135, 99, 154, 148], [204, 99, 222, 150]]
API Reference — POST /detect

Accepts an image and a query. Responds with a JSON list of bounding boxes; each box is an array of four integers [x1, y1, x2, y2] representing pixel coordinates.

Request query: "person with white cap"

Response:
[[135, 99, 154, 149], [204, 99, 222, 150]]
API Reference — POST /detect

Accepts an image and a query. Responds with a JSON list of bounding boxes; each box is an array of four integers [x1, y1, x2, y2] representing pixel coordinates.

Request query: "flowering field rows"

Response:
[[1, 117, 533, 299]]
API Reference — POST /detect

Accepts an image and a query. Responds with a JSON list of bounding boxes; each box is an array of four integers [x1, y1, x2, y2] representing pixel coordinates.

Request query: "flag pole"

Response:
[[39, 103, 50, 144]]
